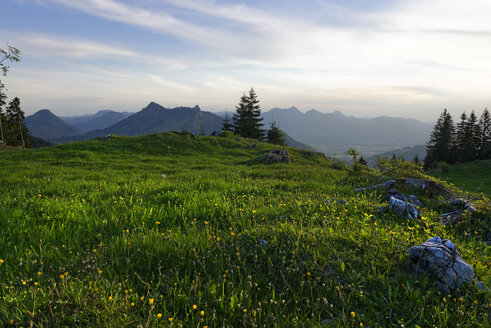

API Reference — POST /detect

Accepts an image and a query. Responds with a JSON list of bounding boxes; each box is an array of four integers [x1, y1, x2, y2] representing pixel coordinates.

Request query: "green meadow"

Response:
[[429, 160, 491, 198], [0, 133, 489, 327]]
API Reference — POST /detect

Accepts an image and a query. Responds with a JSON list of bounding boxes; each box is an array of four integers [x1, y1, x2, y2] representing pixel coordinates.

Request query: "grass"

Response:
[[428, 159, 491, 198], [0, 132, 489, 327]]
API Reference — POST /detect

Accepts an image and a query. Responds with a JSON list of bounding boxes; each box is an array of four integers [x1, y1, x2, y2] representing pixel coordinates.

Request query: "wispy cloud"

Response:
[[4, 0, 491, 119]]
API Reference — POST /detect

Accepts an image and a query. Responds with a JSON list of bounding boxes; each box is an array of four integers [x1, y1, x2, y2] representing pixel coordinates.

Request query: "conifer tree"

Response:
[[478, 108, 490, 159], [5, 97, 29, 148], [424, 109, 456, 169], [221, 112, 233, 132], [466, 111, 481, 161], [232, 88, 265, 140], [266, 121, 286, 146], [456, 112, 467, 161]]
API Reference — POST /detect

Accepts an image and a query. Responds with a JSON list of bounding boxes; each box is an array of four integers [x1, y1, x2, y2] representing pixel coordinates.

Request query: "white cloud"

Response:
[[5, 0, 491, 119]]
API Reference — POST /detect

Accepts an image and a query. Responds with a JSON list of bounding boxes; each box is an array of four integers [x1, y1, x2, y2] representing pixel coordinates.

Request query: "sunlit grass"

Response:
[[0, 132, 489, 327]]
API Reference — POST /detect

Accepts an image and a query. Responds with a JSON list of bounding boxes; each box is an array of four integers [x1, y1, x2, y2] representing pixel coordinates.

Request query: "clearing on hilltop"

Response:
[[0, 132, 489, 327]]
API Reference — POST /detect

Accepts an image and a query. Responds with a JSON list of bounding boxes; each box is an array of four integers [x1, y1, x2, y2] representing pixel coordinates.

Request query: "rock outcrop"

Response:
[[408, 237, 474, 291], [386, 189, 421, 220], [262, 150, 291, 163]]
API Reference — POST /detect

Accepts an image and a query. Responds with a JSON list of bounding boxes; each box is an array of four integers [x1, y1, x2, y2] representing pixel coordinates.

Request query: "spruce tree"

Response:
[[5, 97, 29, 148], [232, 88, 265, 140], [424, 109, 456, 169], [456, 112, 467, 161], [478, 108, 490, 159], [221, 112, 233, 132], [246, 88, 265, 140], [232, 93, 249, 136], [470, 111, 482, 160], [266, 121, 286, 146]]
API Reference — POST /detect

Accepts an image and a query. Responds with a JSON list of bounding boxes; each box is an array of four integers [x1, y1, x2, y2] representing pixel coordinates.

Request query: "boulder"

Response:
[[354, 179, 395, 192], [408, 195, 424, 208], [388, 196, 420, 219], [262, 150, 291, 163], [387, 189, 407, 202], [397, 178, 453, 199], [408, 237, 474, 291]]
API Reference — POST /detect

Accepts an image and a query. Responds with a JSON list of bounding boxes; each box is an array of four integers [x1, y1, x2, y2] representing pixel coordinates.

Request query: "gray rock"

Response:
[[464, 205, 477, 213], [408, 195, 424, 208], [262, 149, 291, 163], [387, 189, 407, 202], [408, 237, 474, 291], [353, 179, 395, 192], [388, 196, 420, 219]]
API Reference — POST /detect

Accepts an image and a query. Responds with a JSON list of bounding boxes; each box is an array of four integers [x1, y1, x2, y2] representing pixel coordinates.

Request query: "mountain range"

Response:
[[60, 110, 134, 132], [261, 107, 432, 157], [25, 103, 433, 157]]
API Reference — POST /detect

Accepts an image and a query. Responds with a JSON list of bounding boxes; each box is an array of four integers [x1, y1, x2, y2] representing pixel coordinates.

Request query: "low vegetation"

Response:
[[429, 159, 491, 198], [0, 132, 489, 327]]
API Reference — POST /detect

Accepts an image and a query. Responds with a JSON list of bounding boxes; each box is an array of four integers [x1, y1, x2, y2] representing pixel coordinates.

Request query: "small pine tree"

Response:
[[221, 112, 233, 132], [266, 121, 286, 146]]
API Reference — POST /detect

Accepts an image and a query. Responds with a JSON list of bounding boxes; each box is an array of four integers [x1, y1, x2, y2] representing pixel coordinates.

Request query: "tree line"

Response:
[[221, 88, 286, 146], [424, 108, 490, 169], [0, 44, 30, 148]]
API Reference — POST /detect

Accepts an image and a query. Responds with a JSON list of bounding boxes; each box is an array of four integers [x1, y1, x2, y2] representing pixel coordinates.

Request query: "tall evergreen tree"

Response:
[[221, 112, 233, 132], [232, 88, 265, 140], [456, 112, 467, 161], [266, 121, 286, 146], [466, 111, 481, 161], [5, 97, 29, 148], [478, 108, 490, 159], [424, 109, 456, 169]]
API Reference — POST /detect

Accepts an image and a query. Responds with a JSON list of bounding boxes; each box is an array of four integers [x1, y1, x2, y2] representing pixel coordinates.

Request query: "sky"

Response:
[[1, 0, 490, 120]]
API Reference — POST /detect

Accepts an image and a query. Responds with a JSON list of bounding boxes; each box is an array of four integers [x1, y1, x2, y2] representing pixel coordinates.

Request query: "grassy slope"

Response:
[[0, 132, 489, 327], [429, 160, 491, 198]]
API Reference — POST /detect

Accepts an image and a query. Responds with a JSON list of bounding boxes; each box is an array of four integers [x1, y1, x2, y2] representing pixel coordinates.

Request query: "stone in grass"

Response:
[[408, 237, 474, 291], [388, 196, 420, 220], [408, 195, 424, 208]]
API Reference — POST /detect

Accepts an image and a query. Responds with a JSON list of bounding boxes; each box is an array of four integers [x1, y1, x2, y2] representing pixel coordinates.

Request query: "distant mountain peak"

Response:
[[331, 110, 345, 116], [144, 102, 165, 111], [34, 109, 55, 116], [306, 109, 321, 115]]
